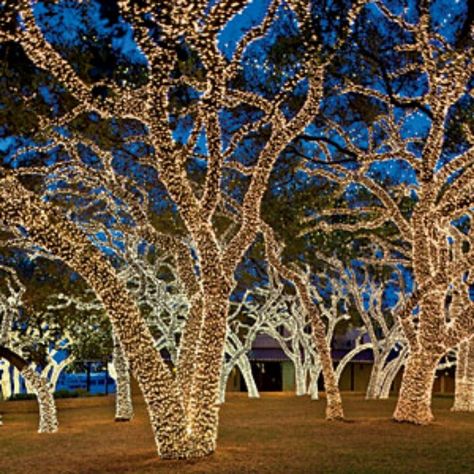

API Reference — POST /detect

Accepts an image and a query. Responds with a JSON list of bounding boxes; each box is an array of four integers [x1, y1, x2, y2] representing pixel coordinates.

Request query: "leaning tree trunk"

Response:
[[219, 353, 259, 404], [0, 177, 193, 459], [378, 349, 407, 399], [366, 355, 384, 400], [218, 364, 231, 404], [0, 346, 58, 433], [393, 350, 440, 425], [311, 317, 344, 419], [237, 354, 259, 399], [112, 335, 134, 421], [452, 337, 474, 412]]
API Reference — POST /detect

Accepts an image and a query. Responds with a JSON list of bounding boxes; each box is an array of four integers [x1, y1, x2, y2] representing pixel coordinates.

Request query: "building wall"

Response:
[[225, 360, 456, 395], [282, 361, 295, 391], [339, 362, 372, 392], [226, 367, 241, 392]]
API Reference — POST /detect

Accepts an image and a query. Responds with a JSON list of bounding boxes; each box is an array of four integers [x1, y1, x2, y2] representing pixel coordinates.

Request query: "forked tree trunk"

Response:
[[0, 346, 58, 433], [21, 366, 58, 433], [219, 354, 259, 403], [452, 337, 474, 412], [308, 365, 321, 400], [393, 351, 439, 424], [113, 336, 134, 421], [263, 224, 344, 419], [378, 348, 407, 399]]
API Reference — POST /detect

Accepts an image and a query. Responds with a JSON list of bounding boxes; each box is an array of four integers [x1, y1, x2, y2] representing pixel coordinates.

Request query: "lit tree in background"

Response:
[[342, 264, 407, 400], [227, 261, 354, 400], [0, 264, 58, 433], [0, 0, 368, 457]]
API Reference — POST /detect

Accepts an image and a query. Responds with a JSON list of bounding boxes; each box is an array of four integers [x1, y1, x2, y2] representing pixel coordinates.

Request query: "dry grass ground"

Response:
[[1, 392, 474, 473]]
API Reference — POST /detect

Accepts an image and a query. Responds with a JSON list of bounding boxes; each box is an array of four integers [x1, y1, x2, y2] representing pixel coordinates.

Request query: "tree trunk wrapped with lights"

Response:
[[263, 224, 344, 419], [452, 337, 474, 412], [0, 265, 59, 432], [112, 335, 134, 422], [20, 365, 58, 433], [0, 345, 58, 433], [393, 352, 440, 424]]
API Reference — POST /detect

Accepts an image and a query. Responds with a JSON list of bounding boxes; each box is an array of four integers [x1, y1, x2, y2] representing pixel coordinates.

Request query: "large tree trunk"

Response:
[[176, 296, 204, 415], [112, 336, 134, 421], [0, 346, 58, 433], [393, 351, 439, 424], [0, 177, 193, 459], [187, 290, 230, 456], [452, 337, 474, 412]]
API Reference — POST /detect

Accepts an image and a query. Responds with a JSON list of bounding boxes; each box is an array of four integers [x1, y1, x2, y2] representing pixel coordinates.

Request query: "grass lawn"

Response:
[[1, 392, 474, 473]]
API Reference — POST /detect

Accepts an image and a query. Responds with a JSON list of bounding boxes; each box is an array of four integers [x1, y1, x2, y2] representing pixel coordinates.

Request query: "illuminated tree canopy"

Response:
[[0, 0, 472, 461]]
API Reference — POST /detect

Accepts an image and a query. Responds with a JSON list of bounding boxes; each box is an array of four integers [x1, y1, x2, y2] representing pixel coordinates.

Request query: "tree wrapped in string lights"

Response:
[[342, 264, 407, 400], [452, 336, 474, 412], [0, 0, 368, 458], [297, 2, 473, 424], [233, 263, 353, 399], [0, 264, 58, 433]]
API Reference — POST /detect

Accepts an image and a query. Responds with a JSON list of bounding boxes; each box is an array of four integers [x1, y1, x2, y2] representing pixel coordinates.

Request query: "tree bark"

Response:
[[452, 337, 474, 412], [308, 365, 321, 400], [393, 351, 439, 424], [237, 354, 259, 399], [219, 353, 259, 404], [187, 289, 230, 456]]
